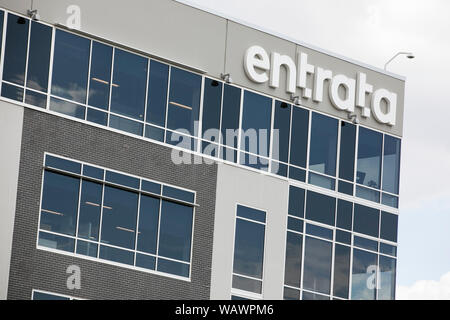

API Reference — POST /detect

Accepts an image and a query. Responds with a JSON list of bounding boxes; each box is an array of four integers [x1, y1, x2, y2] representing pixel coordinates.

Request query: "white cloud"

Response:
[[397, 271, 450, 300]]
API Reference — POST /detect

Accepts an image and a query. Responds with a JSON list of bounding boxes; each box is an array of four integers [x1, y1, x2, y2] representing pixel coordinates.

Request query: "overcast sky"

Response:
[[181, 0, 450, 299]]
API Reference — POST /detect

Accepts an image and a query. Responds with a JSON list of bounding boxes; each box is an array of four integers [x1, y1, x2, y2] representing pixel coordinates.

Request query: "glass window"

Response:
[[100, 186, 138, 249], [88, 41, 112, 110], [137, 195, 160, 254], [105, 170, 139, 189], [288, 186, 305, 218], [289, 106, 309, 168], [351, 248, 377, 300], [302, 291, 329, 300], [237, 205, 266, 223], [378, 255, 396, 300], [380, 211, 398, 242], [38, 231, 75, 253], [287, 217, 303, 233], [167, 67, 201, 136], [272, 101, 291, 163], [338, 180, 353, 196], [77, 180, 102, 241], [357, 127, 382, 189], [306, 223, 333, 240], [76, 240, 98, 258], [3, 14, 29, 86], [99, 245, 134, 265], [40, 171, 79, 236], [32, 291, 70, 300], [284, 232, 303, 288], [157, 258, 190, 278], [82, 165, 104, 180], [380, 242, 397, 257], [240, 91, 272, 157], [135, 253, 156, 270], [333, 244, 350, 299], [110, 49, 147, 120], [141, 180, 161, 194], [109, 115, 143, 136], [336, 199, 352, 230], [45, 154, 81, 173], [339, 121, 356, 181], [202, 78, 222, 141], [25, 90, 47, 108], [87, 108, 108, 125], [305, 191, 336, 226], [162, 186, 195, 203], [353, 204, 380, 238], [308, 172, 335, 190], [284, 287, 300, 300], [232, 275, 262, 294], [50, 97, 86, 119], [158, 200, 193, 262], [356, 185, 380, 203], [382, 135, 401, 194], [303, 237, 332, 295], [336, 230, 351, 245], [309, 113, 338, 176], [354, 235, 378, 252], [1, 83, 23, 102], [221, 84, 241, 150], [233, 218, 265, 279], [0, 11, 4, 55], [146, 60, 169, 127], [27, 21, 52, 92], [51, 30, 90, 103]]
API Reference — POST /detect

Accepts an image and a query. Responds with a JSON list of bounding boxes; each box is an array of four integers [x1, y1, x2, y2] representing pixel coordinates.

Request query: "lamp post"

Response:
[[384, 52, 415, 71]]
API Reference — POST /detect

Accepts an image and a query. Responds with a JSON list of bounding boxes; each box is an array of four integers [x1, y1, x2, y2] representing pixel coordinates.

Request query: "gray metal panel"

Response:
[[211, 163, 288, 300], [0, 101, 23, 300], [0, 0, 227, 76]]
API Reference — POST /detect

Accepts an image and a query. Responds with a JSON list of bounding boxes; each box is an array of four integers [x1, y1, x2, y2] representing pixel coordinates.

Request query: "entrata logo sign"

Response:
[[244, 45, 397, 126]]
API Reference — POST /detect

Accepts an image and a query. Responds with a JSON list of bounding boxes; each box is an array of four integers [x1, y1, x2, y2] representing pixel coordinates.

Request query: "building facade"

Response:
[[0, 0, 403, 300]]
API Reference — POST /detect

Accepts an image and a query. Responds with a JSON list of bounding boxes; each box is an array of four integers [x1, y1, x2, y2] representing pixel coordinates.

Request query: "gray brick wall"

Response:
[[7, 108, 218, 300]]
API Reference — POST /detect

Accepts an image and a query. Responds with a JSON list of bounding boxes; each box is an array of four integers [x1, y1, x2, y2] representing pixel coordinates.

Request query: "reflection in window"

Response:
[[273, 101, 291, 163], [233, 205, 266, 294], [77, 180, 102, 241], [378, 255, 396, 300], [289, 106, 309, 168], [167, 67, 201, 136], [88, 41, 112, 110], [110, 49, 147, 120], [288, 186, 305, 218], [100, 186, 138, 249], [305, 191, 335, 226], [27, 22, 52, 92], [221, 85, 241, 150], [284, 232, 303, 288], [146, 60, 169, 127], [339, 121, 356, 181], [202, 78, 222, 142], [137, 195, 160, 254], [309, 113, 338, 176], [351, 248, 377, 300], [40, 171, 79, 236], [380, 211, 398, 242], [51, 30, 90, 103], [2, 14, 29, 86], [382, 135, 401, 195], [353, 204, 379, 238], [32, 291, 71, 300], [240, 91, 272, 157], [303, 236, 332, 295], [357, 127, 382, 189]]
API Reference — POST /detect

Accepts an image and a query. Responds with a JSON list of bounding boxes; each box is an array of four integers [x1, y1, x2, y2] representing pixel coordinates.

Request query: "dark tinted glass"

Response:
[[33, 291, 70, 300], [158, 200, 193, 262], [27, 22, 52, 92], [303, 237, 332, 294], [284, 232, 303, 287], [335, 230, 351, 244], [105, 171, 139, 189], [288, 186, 305, 218], [157, 258, 190, 278], [353, 204, 380, 237], [45, 154, 81, 173], [137, 195, 160, 254], [308, 172, 335, 190], [111, 49, 147, 120], [145, 125, 165, 142], [289, 106, 309, 168], [162, 186, 195, 203], [221, 84, 241, 149], [306, 223, 333, 240], [51, 30, 90, 103], [0, 11, 3, 54], [333, 244, 351, 299], [272, 101, 291, 163], [354, 236, 378, 252], [38, 231, 75, 253], [82, 165, 104, 180], [382, 193, 398, 208], [25, 90, 47, 108], [232, 275, 262, 294], [309, 113, 338, 176], [288, 166, 306, 182], [3, 14, 29, 85], [50, 97, 85, 119], [99, 245, 134, 265], [135, 254, 156, 270], [40, 171, 79, 236], [339, 121, 356, 181], [77, 180, 102, 241], [351, 248, 377, 300], [109, 115, 143, 136], [241, 91, 272, 157], [302, 291, 329, 300], [88, 41, 112, 110], [336, 199, 352, 230], [100, 186, 138, 249], [357, 127, 382, 189], [383, 135, 401, 194], [237, 205, 266, 223], [380, 242, 397, 256], [380, 211, 398, 242], [284, 287, 300, 300], [1, 83, 23, 102], [202, 78, 222, 140], [305, 191, 336, 226], [86, 108, 108, 125], [338, 180, 353, 195], [141, 180, 161, 194], [356, 185, 380, 203], [146, 60, 169, 126], [287, 217, 303, 233], [233, 218, 265, 279], [167, 67, 201, 136], [378, 255, 396, 300], [76, 240, 98, 258]]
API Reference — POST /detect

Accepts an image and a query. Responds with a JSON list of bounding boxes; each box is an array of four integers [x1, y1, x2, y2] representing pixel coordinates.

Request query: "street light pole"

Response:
[[384, 52, 415, 71]]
